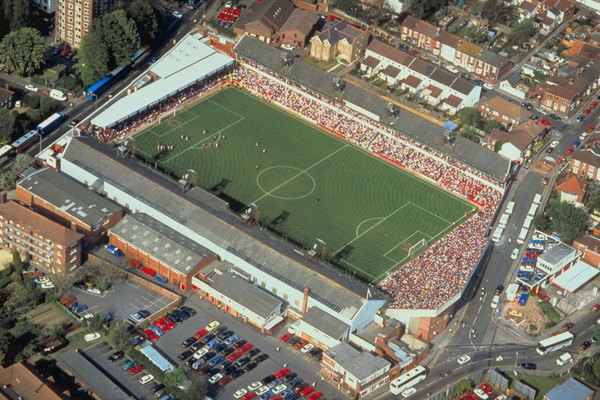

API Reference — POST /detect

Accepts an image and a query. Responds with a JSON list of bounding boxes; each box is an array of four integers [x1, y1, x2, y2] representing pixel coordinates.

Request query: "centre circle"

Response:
[[256, 166, 316, 200]]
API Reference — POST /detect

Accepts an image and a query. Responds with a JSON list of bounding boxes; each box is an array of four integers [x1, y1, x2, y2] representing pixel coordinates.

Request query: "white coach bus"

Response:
[[389, 366, 427, 395]]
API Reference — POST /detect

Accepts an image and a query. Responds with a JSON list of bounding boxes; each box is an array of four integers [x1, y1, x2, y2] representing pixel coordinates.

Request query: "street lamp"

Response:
[[515, 352, 519, 369]]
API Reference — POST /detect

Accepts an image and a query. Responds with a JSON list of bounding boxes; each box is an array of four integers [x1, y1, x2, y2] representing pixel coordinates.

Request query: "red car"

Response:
[[300, 386, 314, 397], [129, 364, 145, 374], [242, 393, 257, 400], [271, 396, 283, 400], [480, 383, 494, 394], [591, 101, 599, 108], [154, 320, 170, 333], [227, 352, 243, 362], [537, 292, 550, 302], [195, 328, 208, 339], [563, 322, 575, 331], [279, 332, 293, 343], [308, 393, 323, 400], [294, 339, 308, 350], [583, 108, 591, 116], [144, 328, 159, 342], [588, 125, 595, 133], [294, 383, 310, 393], [461, 393, 478, 400], [219, 376, 232, 387], [276, 367, 291, 379], [539, 118, 552, 127], [566, 147, 574, 155], [128, 259, 142, 269], [239, 343, 253, 354]]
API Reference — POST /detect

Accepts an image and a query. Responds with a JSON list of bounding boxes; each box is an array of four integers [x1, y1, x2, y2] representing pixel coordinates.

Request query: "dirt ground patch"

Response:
[[503, 295, 555, 336], [533, 159, 555, 174], [28, 304, 70, 329], [0, 248, 13, 270]]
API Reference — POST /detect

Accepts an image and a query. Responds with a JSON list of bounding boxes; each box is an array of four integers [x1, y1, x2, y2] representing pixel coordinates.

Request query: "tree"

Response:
[[483, 119, 501, 134], [127, 0, 159, 43], [109, 323, 130, 352], [0, 28, 47, 76], [11, 153, 32, 175], [101, 10, 140, 67], [1, 0, 31, 31], [548, 201, 589, 244], [408, 0, 447, 20], [534, 213, 551, 232], [11, 251, 22, 274], [177, 375, 207, 400], [39, 96, 57, 117], [455, 378, 472, 395], [0, 108, 16, 143], [164, 367, 186, 389], [79, 22, 111, 86], [458, 107, 482, 128], [23, 92, 40, 109], [509, 19, 536, 46]]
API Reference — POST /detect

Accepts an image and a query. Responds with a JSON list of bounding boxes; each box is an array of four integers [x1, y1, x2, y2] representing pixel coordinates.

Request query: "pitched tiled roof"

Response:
[[489, 120, 542, 151], [316, 18, 365, 45], [444, 95, 462, 107], [382, 64, 401, 78], [403, 75, 421, 88], [479, 49, 511, 69], [479, 95, 532, 123], [401, 15, 438, 38], [279, 8, 318, 36], [426, 84, 443, 98], [437, 31, 460, 47], [362, 56, 380, 69], [0, 201, 83, 245], [557, 175, 586, 196], [235, 0, 294, 34], [366, 40, 415, 66], [457, 41, 483, 58]]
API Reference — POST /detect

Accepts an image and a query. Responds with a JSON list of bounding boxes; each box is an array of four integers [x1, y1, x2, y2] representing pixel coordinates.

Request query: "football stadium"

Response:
[[83, 33, 508, 313], [132, 86, 474, 282]]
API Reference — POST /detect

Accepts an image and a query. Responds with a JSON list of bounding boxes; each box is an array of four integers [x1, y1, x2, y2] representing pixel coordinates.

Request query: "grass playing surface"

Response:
[[133, 87, 473, 282]]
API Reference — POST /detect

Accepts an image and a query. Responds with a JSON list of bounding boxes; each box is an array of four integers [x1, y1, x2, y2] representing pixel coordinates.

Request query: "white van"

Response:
[[556, 353, 572, 366], [50, 89, 67, 101]]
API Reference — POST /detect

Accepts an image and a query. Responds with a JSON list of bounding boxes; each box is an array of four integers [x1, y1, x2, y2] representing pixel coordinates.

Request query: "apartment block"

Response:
[[32, 0, 56, 13], [0, 201, 83, 275], [56, 0, 113, 48]]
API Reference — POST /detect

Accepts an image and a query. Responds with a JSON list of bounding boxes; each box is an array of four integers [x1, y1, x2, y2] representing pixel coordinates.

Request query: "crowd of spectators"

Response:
[[89, 73, 229, 142]]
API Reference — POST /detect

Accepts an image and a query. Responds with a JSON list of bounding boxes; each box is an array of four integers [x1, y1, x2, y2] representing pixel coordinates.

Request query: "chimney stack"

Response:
[[302, 287, 310, 314]]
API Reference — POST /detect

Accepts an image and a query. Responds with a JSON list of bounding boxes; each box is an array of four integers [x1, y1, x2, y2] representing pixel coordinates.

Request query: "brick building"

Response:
[[17, 168, 123, 245], [56, 0, 114, 48], [573, 234, 600, 268], [569, 148, 600, 181], [233, 0, 294, 44], [478, 96, 532, 129], [399, 15, 512, 83], [556, 175, 587, 206], [0, 201, 83, 274], [277, 8, 319, 48], [309, 18, 368, 63], [109, 214, 219, 292], [321, 342, 399, 398]]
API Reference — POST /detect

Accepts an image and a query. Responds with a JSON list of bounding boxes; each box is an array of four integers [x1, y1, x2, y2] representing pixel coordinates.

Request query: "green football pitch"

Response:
[[133, 87, 473, 282]]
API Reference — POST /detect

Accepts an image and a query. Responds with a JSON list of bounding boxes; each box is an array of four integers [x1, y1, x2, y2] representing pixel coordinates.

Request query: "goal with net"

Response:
[[408, 238, 427, 256]]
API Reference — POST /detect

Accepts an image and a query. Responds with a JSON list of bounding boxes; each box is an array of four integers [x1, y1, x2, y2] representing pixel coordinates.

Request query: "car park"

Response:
[[209, 373, 224, 384], [480, 383, 494, 394], [178, 349, 194, 360], [180, 306, 196, 316], [182, 336, 197, 347], [255, 353, 269, 363], [235, 389, 248, 398], [474, 388, 488, 399]]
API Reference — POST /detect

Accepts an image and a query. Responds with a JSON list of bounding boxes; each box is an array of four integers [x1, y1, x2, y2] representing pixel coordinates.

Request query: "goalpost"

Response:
[[408, 238, 427, 256], [158, 108, 178, 124]]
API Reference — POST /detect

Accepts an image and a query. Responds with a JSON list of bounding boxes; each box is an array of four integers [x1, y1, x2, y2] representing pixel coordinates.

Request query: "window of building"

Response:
[[294, 299, 300, 307], [261, 281, 266, 288], [272, 287, 277, 295], [283, 293, 288, 300]]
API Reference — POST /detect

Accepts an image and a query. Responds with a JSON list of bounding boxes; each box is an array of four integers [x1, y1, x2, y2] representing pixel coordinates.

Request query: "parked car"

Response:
[[108, 351, 124, 362], [178, 349, 194, 360], [206, 321, 220, 331], [180, 306, 196, 316], [129, 364, 145, 375], [84, 332, 101, 342], [182, 337, 197, 347], [139, 374, 154, 384], [255, 354, 269, 363], [580, 341, 592, 351], [521, 363, 536, 370], [562, 322, 575, 331]]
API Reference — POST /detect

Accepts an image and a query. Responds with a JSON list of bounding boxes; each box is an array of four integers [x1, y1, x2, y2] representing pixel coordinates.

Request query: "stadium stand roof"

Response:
[[18, 168, 122, 227], [234, 35, 510, 182], [110, 214, 216, 274], [91, 34, 234, 130], [150, 34, 216, 78], [551, 260, 599, 293], [61, 137, 378, 318]]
